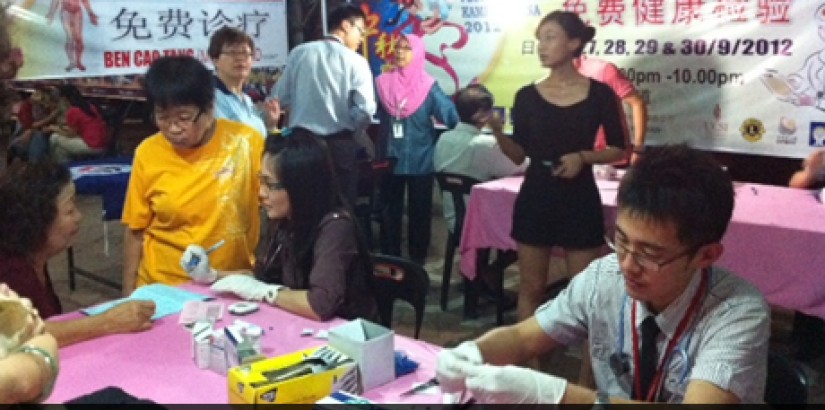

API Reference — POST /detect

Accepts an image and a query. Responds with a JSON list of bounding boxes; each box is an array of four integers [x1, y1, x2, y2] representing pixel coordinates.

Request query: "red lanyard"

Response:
[[631, 268, 708, 402]]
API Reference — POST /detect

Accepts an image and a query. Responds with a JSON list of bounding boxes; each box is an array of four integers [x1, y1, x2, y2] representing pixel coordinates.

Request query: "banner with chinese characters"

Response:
[[5, 0, 287, 81], [357, 0, 821, 159]]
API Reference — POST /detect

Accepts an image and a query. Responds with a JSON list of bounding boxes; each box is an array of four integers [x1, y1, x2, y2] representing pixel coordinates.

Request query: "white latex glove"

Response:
[[180, 245, 217, 284], [436, 340, 484, 393], [462, 363, 568, 404], [210, 275, 283, 304]]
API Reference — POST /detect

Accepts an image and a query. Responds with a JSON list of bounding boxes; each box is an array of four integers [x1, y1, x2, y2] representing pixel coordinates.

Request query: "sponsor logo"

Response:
[[810, 122, 825, 147], [704, 104, 728, 139], [740, 118, 765, 143], [776, 116, 798, 145]]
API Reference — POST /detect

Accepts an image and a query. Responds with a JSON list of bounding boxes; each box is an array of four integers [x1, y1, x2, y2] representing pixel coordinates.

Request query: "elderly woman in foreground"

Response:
[[0, 161, 155, 347]]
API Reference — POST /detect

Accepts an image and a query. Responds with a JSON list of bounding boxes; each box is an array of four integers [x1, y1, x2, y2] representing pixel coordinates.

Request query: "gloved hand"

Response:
[[180, 245, 217, 284], [462, 363, 568, 404], [436, 340, 484, 393], [210, 274, 283, 304]]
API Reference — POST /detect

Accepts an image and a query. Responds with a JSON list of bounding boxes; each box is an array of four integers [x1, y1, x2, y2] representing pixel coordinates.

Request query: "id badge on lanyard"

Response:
[[392, 120, 404, 138], [393, 98, 407, 139]]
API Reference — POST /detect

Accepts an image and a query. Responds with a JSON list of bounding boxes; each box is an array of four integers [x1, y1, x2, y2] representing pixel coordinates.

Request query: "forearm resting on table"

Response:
[[272, 289, 322, 321], [45, 315, 114, 347], [122, 228, 144, 296], [0, 333, 58, 404]]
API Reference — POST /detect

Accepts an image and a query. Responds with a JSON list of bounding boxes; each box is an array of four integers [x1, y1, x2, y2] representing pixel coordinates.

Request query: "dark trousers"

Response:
[[379, 173, 433, 264], [321, 131, 360, 207]]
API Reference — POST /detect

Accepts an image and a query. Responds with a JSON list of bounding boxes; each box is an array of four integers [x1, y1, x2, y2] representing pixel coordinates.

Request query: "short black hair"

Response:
[[0, 161, 71, 255], [455, 84, 494, 124], [327, 3, 366, 32], [143, 56, 215, 112], [208, 26, 254, 60], [617, 144, 734, 248], [536, 10, 596, 57]]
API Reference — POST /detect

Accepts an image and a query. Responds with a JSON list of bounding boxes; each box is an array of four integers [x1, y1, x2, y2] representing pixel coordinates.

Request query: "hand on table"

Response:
[[461, 363, 568, 404], [211, 274, 283, 304], [101, 300, 155, 334], [435, 340, 484, 393]]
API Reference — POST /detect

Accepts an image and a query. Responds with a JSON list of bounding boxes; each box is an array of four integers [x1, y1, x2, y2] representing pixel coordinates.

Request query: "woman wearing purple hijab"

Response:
[[376, 33, 458, 266]]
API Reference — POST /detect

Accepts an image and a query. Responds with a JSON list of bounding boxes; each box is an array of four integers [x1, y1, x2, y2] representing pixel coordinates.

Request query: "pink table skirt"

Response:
[[459, 176, 825, 319], [48, 283, 442, 404]]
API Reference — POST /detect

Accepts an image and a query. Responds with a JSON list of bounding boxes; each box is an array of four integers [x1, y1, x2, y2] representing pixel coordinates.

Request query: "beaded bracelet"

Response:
[[16, 345, 59, 402]]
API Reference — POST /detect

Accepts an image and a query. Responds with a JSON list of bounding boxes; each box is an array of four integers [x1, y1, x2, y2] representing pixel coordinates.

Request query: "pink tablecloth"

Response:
[[47, 283, 442, 404], [458, 176, 620, 279], [459, 176, 825, 319]]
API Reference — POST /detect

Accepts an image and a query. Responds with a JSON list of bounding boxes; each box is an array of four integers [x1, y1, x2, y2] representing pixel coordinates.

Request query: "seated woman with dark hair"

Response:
[[47, 84, 109, 163], [0, 161, 155, 347], [205, 129, 379, 321]]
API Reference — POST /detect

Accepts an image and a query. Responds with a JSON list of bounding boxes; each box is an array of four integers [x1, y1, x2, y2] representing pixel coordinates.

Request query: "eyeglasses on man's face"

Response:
[[349, 20, 366, 37], [605, 234, 696, 273], [152, 108, 203, 129], [220, 49, 254, 59]]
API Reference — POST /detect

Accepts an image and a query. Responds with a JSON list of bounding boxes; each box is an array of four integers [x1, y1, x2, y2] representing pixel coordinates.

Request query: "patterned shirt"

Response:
[[535, 253, 770, 403], [122, 119, 263, 287]]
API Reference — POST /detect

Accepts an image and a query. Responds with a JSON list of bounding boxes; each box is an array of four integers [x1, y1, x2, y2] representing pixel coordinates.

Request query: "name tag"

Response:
[[392, 120, 404, 139]]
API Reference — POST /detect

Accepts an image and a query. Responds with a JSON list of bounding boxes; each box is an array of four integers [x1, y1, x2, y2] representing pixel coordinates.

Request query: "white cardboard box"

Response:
[[328, 319, 395, 392]]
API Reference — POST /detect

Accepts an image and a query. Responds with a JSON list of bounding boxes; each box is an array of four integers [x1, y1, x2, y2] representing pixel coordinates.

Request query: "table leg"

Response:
[[463, 248, 490, 320], [494, 250, 518, 325]]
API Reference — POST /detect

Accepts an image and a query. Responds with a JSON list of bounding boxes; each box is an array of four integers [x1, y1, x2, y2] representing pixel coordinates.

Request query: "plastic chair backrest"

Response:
[[764, 350, 809, 404], [371, 253, 429, 339], [434, 172, 482, 234]]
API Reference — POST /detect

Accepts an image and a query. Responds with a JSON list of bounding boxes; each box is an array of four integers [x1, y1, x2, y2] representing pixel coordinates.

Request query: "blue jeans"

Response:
[[27, 132, 49, 163], [7, 131, 49, 163]]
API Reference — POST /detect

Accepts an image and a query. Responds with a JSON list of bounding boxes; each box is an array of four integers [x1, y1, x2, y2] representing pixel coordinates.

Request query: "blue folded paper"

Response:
[[82, 284, 210, 320]]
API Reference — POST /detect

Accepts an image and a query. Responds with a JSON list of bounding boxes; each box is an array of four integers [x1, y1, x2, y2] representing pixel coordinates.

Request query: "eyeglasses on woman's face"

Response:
[[258, 174, 285, 193], [152, 108, 203, 129]]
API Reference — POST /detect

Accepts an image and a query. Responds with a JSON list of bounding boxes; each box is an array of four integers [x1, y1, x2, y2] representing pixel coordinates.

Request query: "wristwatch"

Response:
[[592, 390, 610, 409], [632, 144, 646, 154]]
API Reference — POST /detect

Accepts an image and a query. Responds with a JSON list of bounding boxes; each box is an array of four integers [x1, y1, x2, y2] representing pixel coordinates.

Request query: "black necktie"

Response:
[[638, 316, 661, 400]]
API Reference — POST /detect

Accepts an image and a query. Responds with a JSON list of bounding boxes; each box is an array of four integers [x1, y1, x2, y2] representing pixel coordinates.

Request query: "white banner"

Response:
[[359, 0, 822, 159], [6, 0, 287, 79]]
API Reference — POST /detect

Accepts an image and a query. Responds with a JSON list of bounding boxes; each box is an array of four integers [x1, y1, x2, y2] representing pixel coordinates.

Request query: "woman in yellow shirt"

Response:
[[121, 56, 263, 295]]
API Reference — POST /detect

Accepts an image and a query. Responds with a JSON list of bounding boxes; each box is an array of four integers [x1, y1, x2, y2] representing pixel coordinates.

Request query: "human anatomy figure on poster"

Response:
[[46, 0, 98, 72], [762, 3, 825, 111]]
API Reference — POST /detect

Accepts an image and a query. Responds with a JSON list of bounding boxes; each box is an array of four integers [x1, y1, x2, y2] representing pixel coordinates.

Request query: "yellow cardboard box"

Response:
[[227, 346, 358, 405]]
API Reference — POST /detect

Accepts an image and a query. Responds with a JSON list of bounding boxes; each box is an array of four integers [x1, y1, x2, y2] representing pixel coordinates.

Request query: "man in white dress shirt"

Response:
[[436, 144, 770, 404], [270, 3, 376, 205], [434, 84, 527, 229]]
